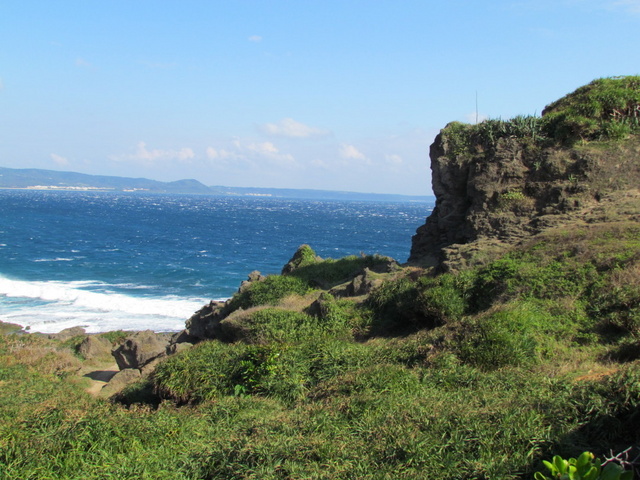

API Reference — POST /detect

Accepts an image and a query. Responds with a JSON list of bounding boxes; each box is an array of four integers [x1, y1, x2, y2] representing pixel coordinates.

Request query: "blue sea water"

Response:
[[0, 190, 433, 333]]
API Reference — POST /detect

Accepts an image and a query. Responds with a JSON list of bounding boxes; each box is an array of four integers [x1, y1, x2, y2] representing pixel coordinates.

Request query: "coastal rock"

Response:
[[47, 326, 86, 340], [170, 329, 199, 345], [184, 301, 227, 340], [409, 125, 640, 270], [346, 268, 377, 296], [101, 368, 141, 397], [78, 335, 112, 359], [328, 268, 382, 297], [238, 270, 266, 293], [111, 330, 169, 370], [281, 244, 321, 275]]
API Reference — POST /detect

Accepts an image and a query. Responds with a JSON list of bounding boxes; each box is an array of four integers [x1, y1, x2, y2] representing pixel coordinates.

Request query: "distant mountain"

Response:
[[0, 166, 434, 202]]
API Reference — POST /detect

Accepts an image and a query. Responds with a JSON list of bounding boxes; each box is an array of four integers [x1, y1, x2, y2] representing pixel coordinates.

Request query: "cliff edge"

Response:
[[409, 76, 640, 270]]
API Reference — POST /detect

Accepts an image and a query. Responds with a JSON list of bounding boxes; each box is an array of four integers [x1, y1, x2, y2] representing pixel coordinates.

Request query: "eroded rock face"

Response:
[[409, 128, 640, 270], [111, 330, 169, 370], [184, 300, 227, 340], [78, 335, 112, 359]]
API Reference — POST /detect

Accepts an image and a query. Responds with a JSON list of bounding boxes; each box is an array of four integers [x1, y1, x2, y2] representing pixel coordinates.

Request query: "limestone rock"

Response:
[[409, 123, 640, 270], [78, 335, 112, 359], [281, 244, 321, 275], [111, 330, 169, 370], [238, 270, 266, 293], [170, 329, 199, 345], [48, 326, 86, 340], [184, 301, 227, 340]]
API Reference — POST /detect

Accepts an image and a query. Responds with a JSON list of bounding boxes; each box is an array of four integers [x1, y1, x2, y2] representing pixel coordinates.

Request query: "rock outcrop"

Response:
[[111, 330, 170, 370], [410, 78, 640, 271], [78, 335, 112, 360]]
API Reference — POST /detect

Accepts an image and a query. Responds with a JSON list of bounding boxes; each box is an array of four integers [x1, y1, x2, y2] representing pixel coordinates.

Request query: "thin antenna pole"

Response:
[[475, 91, 478, 124]]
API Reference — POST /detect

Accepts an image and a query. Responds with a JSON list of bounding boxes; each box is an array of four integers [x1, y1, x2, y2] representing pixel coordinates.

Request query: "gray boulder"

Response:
[[78, 335, 112, 359], [111, 330, 169, 370], [184, 301, 226, 340], [48, 326, 86, 340]]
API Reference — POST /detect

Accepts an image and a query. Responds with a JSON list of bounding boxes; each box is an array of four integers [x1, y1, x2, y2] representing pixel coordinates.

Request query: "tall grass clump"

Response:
[[288, 253, 394, 289], [442, 76, 640, 159], [220, 307, 350, 344], [225, 274, 312, 311], [442, 115, 545, 159], [457, 301, 549, 370], [542, 76, 640, 143]]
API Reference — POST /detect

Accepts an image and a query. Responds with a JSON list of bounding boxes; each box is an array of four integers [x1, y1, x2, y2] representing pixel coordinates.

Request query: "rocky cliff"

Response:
[[409, 76, 640, 271]]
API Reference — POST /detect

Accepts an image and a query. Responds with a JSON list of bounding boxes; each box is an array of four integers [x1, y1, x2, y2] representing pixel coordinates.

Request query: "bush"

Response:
[[542, 76, 640, 144], [367, 276, 423, 332], [457, 302, 544, 370], [153, 340, 246, 403], [289, 254, 393, 289], [417, 272, 471, 324], [220, 308, 328, 344], [535, 451, 633, 480], [310, 293, 373, 338], [225, 275, 312, 311]]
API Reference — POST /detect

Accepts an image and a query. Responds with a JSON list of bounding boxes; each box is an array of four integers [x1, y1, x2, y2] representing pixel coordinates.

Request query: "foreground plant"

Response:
[[535, 451, 633, 480]]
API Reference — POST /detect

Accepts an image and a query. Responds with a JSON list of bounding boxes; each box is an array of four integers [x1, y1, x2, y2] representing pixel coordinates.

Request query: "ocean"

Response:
[[0, 190, 433, 333]]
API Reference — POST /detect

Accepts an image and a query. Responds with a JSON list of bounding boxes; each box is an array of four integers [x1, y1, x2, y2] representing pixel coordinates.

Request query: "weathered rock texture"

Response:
[[111, 330, 170, 370], [78, 335, 112, 360], [409, 127, 640, 271]]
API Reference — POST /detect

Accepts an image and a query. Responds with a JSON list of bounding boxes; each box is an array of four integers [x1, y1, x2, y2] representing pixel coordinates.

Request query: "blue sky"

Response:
[[1, 1, 639, 195]]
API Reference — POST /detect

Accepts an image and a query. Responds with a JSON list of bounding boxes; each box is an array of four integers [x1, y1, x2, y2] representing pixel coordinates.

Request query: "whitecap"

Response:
[[0, 274, 208, 334]]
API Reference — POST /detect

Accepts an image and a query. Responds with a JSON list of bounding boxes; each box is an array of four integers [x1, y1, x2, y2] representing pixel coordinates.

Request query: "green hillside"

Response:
[[1, 77, 639, 479]]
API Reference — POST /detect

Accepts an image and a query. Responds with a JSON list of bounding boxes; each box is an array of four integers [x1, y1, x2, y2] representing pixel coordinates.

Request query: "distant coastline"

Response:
[[0, 166, 434, 203]]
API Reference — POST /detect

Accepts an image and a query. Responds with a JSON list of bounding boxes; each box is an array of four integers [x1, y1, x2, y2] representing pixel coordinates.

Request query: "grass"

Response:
[[2, 219, 639, 479], [2, 78, 640, 479], [442, 76, 640, 161]]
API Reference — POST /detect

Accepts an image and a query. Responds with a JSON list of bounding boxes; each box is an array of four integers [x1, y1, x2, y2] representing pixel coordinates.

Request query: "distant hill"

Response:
[[0, 166, 434, 202]]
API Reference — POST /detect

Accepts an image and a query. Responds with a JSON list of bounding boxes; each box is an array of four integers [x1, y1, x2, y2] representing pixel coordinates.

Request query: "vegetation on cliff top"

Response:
[[444, 75, 640, 158], [1, 77, 639, 479]]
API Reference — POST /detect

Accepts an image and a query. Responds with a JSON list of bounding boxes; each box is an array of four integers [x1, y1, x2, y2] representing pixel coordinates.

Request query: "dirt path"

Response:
[[79, 362, 119, 396]]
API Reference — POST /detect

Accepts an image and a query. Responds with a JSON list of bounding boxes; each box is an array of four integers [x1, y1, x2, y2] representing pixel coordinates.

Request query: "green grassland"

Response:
[[1, 77, 639, 479], [2, 222, 639, 479]]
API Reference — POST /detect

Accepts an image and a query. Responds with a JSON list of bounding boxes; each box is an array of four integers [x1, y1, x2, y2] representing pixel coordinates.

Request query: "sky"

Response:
[[1, 1, 639, 196]]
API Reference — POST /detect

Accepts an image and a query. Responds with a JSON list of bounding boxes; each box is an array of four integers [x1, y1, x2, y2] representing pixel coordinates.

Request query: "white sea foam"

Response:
[[0, 275, 209, 334], [33, 258, 75, 262]]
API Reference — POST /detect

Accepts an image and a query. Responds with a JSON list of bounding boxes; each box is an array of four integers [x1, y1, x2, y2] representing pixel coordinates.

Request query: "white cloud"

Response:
[[339, 143, 368, 162], [260, 118, 330, 138], [206, 146, 239, 160], [246, 141, 296, 165], [50, 153, 69, 166], [206, 140, 296, 167], [113, 141, 195, 164], [248, 35, 263, 42]]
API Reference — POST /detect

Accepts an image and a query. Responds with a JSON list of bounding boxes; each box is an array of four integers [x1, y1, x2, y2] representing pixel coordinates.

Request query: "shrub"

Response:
[[220, 308, 325, 344], [542, 76, 640, 144], [457, 302, 544, 370], [535, 452, 633, 480], [310, 293, 371, 338], [153, 340, 246, 403], [367, 276, 423, 333], [417, 272, 471, 324], [289, 254, 393, 289], [225, 275, 312, 311]]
